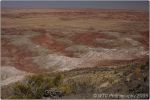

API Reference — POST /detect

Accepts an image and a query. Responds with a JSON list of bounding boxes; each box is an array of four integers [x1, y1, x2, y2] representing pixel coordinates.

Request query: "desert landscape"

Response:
[[1, 8, 149, 99]]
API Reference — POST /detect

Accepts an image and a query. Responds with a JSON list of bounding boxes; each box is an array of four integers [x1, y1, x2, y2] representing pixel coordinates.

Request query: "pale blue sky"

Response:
[[1, 1, 149, 11]]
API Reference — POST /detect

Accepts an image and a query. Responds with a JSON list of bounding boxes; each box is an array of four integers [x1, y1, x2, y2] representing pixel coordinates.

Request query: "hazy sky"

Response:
[[1, 1, 149, 11]]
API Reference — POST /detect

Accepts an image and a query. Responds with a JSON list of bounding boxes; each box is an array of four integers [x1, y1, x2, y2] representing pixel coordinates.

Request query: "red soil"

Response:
[[31, 33, 67, 52], [31, 28, 47, 33], [72, 32, 115, 47], [136, 31, 149, 50], [1, 28, 27, 35]]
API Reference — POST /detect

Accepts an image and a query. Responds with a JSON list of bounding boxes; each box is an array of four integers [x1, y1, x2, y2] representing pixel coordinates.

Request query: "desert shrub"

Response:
[[58, 84, 73, 94], [53, 74, 64, 86], [8, 95, 24, 99], [9, 82, 33, 99], [140, 61, 149, 70], [10, 75, 48, 99], [9, 73, 72, 99], [67, 79, 95, 94]]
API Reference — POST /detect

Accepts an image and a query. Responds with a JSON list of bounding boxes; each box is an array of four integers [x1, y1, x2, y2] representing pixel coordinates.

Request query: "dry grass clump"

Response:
[[9, 74, 72, 99]]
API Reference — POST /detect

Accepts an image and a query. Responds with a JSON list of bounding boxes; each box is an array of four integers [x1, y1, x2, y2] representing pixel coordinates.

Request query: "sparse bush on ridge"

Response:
[[7, 61, 149, 99], [70, 80, 96, 94]]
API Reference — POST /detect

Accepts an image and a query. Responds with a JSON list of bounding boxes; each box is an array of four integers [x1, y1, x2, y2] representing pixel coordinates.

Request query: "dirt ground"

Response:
[[1, 8, 149, 99]]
